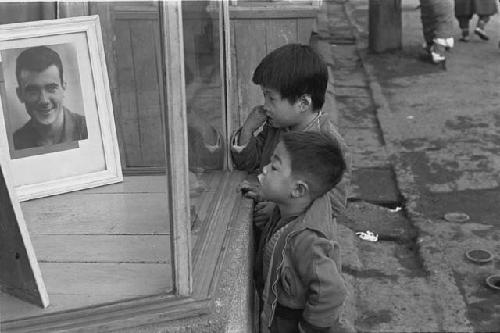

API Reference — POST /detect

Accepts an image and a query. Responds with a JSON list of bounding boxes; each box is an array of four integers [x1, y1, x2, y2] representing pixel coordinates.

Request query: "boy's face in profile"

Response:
[[261, 86, 301, 128], [16, 65, 66, 126], [258, 141, 295, 203]]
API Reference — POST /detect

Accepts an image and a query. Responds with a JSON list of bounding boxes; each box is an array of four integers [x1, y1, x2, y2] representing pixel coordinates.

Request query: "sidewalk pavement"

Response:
[[313, 0, 500, 332]]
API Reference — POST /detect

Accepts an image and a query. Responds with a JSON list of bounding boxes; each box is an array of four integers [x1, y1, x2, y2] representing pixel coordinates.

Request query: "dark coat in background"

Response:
[[455, 0, 498, 17], [420, 0, 454, 41]]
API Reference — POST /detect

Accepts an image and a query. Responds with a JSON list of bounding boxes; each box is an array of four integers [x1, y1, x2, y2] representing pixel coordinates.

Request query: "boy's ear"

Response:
[[298, 94, 312, 112], [291, 180, 309, 198]]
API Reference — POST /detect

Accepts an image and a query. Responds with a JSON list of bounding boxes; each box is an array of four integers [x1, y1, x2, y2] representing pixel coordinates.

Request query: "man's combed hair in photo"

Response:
[[281, 131, 346, 200], [252, 43, 328, 111], [16, 45, 64, 84]]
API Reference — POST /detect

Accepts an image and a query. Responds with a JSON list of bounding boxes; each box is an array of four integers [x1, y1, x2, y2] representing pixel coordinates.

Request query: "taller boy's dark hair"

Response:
[[252, 43, 328, 111], [16, 46, 64, 85], [281, 131, 345, 200]]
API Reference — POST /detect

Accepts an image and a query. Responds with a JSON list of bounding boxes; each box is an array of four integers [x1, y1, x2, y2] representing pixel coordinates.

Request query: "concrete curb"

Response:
[[341, 2, 473, 331]]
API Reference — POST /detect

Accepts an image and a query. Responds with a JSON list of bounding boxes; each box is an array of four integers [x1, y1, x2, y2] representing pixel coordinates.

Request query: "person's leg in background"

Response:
[[420, 0, 454, 65], [420, 0, 438, 53], [457, 15, 472, 41], [474, 15, 491, 40]]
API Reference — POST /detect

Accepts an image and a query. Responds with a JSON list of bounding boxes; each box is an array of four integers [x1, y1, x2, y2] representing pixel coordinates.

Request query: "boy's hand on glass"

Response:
[[239, 105, 267, 146], [254, 201, 276, 228], [245, 105, 268, 131], [238, 180, 262, 201]]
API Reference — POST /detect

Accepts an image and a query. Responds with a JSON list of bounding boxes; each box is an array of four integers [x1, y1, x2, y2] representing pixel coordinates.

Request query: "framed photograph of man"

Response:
[[0, 16, 122, 201]]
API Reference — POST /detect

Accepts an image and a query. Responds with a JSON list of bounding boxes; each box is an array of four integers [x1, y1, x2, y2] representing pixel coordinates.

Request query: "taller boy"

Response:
[[231, 43, 350, 221]]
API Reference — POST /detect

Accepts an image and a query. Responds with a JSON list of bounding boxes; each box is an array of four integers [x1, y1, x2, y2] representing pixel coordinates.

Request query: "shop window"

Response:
[[0, 1, 249, 331]]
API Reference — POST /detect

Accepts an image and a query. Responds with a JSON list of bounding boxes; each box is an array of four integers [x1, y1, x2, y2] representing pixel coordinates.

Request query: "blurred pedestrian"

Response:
[[455, 0, 498, 42], [419, 0, 455, 65]]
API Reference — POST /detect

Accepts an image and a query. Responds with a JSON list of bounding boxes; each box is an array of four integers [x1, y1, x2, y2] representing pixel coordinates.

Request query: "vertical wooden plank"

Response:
[[221, 0, 232, 170], [92, 3, 168, 169], [161, 0, 192, 296], [297, 17, 315, 44], [129, 19, 165, 166], [57, 2, 89, 18], [154, 14, 169, 169], [0, 2, 55, 23], [234, 19, 266, 129], [266, 19, 297, 52], [0, 156, 49, 308], [229, 20, 240, 132], [113, 19, 143, 166], [89, 3, 128, 170]]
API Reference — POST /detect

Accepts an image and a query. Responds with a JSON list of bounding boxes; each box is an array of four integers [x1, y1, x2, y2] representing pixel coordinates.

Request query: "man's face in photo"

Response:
[[16, 64, 66, 126]]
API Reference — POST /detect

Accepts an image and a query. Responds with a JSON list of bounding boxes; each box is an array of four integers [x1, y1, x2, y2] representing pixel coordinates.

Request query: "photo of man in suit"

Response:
[[13, 45, 87, 150]]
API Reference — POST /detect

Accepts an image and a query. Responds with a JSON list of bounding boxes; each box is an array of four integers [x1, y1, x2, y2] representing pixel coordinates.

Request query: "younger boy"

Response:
[[231, 43, 351, 226], [255, 131, 350, 333]]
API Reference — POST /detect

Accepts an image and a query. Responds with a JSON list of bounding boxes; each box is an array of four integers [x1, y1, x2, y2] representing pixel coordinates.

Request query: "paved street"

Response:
[[317, 0, 500, 331]]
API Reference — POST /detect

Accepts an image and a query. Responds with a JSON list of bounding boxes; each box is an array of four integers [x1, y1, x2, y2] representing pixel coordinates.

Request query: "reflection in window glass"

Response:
[[0, 3, 176, 319], [182, 1, 225, 228], [0, 2, 56, 24]]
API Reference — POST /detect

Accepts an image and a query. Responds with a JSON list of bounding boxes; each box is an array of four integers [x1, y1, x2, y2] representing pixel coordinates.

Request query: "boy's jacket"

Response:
[[259, 194, 348, 333]]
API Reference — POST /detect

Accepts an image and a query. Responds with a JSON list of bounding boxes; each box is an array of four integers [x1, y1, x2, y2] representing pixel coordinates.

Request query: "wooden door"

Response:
[[93, 1, 225, 174], [102, 2, 167, 172]]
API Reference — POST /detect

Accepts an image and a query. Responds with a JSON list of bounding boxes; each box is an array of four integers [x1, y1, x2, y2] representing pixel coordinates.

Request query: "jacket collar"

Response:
[[288, 194, 333, 238]]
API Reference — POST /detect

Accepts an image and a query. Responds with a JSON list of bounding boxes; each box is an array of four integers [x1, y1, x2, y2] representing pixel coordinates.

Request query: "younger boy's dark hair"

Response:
[[252, 43, 327, 111], [16, 46, 64, 85], [281, 131, 345, 200]]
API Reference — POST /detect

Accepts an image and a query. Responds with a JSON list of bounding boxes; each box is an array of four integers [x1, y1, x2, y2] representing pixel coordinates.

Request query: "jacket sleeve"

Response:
[[292, 230, 347, 329], [230, 126, 268, 172]]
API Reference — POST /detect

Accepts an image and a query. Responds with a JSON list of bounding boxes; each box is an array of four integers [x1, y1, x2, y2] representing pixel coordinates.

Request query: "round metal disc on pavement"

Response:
[[444, 212, 470, 223], [465, 249, 493, 264], [485, 275, 500, 291]]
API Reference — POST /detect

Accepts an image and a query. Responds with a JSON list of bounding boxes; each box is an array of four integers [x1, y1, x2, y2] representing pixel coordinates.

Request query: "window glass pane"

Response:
[[0, 2, 175, 319], [0, 2, 56, 24], [112, 1, 167, 171], [182, 1, 225, 228], [11, 175, 173, 318]]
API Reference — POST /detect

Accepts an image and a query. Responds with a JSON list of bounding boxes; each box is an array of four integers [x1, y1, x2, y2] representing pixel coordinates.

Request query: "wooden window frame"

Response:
[[161, 0, 192, 297]]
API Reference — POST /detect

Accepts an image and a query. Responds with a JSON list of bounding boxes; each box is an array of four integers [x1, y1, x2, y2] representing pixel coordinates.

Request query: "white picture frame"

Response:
[[0, 16, 122, 201]]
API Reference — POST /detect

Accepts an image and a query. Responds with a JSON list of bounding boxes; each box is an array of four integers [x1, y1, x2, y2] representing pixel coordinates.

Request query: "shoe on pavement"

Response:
[[460, 29, 469, 42], [429, 44, 446, 69], [431, 51, 445, 64], [474, 27, 489, 41]]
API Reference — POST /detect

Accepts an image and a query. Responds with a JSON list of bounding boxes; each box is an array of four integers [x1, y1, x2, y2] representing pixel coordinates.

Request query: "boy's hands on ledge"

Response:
[[239, 105, 268, 146], [238, 180, 262, 200], [238, 180, 275, 229]]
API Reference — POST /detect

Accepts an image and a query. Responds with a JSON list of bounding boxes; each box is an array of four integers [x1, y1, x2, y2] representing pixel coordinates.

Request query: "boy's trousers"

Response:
[[266, 304, 356, 333]]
